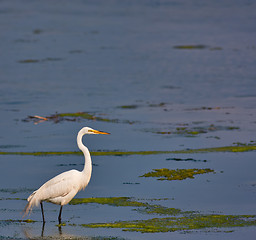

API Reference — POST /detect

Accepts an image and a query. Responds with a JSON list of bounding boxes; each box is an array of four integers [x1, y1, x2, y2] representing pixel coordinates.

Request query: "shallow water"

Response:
[[0, 0, 256, 239]]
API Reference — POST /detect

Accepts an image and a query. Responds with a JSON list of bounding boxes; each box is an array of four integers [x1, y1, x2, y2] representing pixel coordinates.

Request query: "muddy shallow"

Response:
[[0, 0, 256, 239]]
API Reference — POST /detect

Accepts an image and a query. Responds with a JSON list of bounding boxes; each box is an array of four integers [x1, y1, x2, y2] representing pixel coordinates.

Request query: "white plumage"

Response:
[[23, 127, 110, 223]]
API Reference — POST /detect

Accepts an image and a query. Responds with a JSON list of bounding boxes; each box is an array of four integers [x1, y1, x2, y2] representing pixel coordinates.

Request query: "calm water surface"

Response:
[[0, 0, 256, 239]]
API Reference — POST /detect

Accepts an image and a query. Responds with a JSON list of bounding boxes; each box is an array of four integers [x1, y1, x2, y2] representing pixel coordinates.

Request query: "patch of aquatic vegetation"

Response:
[[0, 188, 34, 194], [174, 44, 208, 49], [70, 197, 190, 216], [0, 151, 83, 156], [173, 45, 222, 50], [172, 144, 256, 154], [233, 141, 256, 146], [33, 28, 43, 34], [118, 104, 139, 109], [0, 219, 36, 224], [117, 102, 167, 109], [56, 222, 66, 227], [81, 214, 256, 233], [70, 197, 147, 208], [18, 59, 40, 63], [69, 197, 256, 233], [155, 124, 239, 136], [1, 143, 256, 156], [58, 112, 116, 123], [18, 58, 63, 63], [140, 168, 215, 181], [186, 106, 229, 111], [0, 197, 26, 201], [22, 112, 135, 124], [166, 157, 207, 162]]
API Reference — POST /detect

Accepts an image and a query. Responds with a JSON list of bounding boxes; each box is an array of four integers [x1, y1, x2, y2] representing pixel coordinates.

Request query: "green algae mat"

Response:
[[140, 168, 215, 181], [23, 112, 135, 124], [0, 143, 255, 156], [68, 197, 256, 233], [81, 215, 256, 233]]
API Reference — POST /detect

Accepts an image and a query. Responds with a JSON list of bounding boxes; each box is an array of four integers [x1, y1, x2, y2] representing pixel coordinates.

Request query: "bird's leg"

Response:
[[58, 206, 63, 224], [40, 202, 45, 223]]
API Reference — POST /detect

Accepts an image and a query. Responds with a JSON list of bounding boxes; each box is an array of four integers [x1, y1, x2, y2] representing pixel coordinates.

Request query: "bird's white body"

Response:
[[24, 127, 109, 222], [27, 169, 90, 207]]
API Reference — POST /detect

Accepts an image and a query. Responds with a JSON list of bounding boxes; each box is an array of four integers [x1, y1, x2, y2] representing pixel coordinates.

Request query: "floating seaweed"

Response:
[[173, 44, 208, 49], [0, 219, 36, 223], [81, 214, 256, 233], [68, 197, 256, 233], [186, 106, 222, 111], [70, 197, 189, 216], [0, 143, 256, 156], [117, 102, 168, 110], [33, 29, 43, 34], [70, 197, 147, 208], [0, 188, 34, 194], [155, 124, 240, 136], [173, 45, 222, 51], [18, 58, 63, 64], [118, 105, 139, 109], [140, 168, 215, 181], [22, 112, 135, 124], [166, 157, 207, 162]]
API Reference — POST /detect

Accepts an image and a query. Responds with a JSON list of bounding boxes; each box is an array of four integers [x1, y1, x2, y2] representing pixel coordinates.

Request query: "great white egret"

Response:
[[23, 127, 110, 224]]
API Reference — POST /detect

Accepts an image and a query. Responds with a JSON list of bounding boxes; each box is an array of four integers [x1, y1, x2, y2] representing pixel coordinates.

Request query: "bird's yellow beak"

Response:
[[89, 129, 110, 135]]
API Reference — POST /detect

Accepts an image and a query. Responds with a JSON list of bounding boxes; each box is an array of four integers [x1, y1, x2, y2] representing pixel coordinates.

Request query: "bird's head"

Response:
[[80, 127, 110, 135]]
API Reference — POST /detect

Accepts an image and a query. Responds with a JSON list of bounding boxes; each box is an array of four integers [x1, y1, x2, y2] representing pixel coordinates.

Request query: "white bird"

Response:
[[23, 127, 110, 224]]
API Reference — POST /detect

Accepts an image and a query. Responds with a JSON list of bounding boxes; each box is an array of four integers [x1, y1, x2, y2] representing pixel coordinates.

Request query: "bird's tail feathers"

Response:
[[23, 191, 39, 218]]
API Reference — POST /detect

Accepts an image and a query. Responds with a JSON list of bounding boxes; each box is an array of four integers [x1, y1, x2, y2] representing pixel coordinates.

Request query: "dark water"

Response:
[[0, 0, 256, 239]]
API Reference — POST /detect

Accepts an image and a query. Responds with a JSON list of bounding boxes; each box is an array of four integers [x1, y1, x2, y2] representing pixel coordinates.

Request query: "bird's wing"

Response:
[[35, 170, 81, 202]]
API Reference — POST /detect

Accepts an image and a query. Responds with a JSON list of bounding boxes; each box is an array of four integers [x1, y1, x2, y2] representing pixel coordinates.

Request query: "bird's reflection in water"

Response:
[[41, 222, 45, 237], [40, 222, 63, 237], [22, 222, 91, 239], [58, 223, 63, 236]]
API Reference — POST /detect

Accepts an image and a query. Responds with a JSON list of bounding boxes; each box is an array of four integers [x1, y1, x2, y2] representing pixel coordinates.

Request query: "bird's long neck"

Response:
[[77, 131, 92, 178]]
